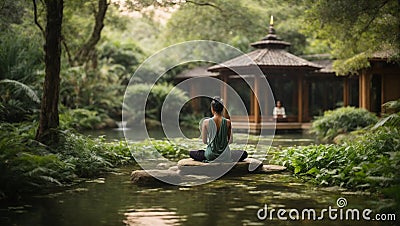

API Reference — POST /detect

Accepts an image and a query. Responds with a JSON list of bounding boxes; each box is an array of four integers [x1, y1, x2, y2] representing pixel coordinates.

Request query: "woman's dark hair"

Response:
[[211, 96, 224, 113]]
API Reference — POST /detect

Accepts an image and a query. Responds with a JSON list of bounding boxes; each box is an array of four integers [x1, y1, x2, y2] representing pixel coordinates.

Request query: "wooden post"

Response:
[[303, 79, 309, 121], [254, 76, 260, 124], [359, 70, 371, 110], [381, 74, 385, 113], [297, 75, 303, 123], [221, 75, 229, 118], [343, 77, 349, 106]]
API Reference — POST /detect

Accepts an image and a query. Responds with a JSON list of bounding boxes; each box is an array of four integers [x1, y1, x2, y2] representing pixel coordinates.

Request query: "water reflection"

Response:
[[124, 208, 183, 226], [0, 167, 393, 226]]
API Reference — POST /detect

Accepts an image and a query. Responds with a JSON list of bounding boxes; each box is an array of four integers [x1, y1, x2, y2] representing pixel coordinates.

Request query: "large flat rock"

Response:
[[259, 165, 287, 173], [177, 158, 263, 176], [131, 169, 181, 185], [130, 159, 287, 186]]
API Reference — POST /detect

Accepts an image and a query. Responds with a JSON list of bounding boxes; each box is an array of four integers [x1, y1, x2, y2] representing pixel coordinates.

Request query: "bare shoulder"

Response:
[[202, 118, 210, 127]]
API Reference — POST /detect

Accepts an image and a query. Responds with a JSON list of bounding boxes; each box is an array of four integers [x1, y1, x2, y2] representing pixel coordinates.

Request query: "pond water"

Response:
[[0, 129, 395, 226]]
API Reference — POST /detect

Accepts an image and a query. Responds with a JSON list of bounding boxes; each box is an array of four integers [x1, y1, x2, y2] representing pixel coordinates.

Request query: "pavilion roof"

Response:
[[208, 18, 321, 73], [208, 48, 322, 72], [175, 65, 217, 79]]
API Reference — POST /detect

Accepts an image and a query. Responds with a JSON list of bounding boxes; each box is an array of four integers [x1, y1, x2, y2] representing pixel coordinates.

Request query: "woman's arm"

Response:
[[227, 119, 233, 144], [201, 119, 208, 144]]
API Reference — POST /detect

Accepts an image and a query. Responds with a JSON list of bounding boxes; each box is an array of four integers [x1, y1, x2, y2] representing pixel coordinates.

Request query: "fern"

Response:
[[0, 79, 40, 103]]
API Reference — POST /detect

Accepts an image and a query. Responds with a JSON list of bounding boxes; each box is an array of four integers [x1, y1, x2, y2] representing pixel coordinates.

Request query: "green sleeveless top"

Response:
[[204, 117, 231, 162]]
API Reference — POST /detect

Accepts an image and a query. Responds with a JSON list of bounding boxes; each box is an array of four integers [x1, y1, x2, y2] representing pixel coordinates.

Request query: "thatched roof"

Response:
[[208, 24, 321, 73]]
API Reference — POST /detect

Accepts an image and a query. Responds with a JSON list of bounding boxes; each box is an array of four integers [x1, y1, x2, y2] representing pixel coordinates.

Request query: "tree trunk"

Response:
[[35, 0, 63, 144], [74, 0, 108, 66]]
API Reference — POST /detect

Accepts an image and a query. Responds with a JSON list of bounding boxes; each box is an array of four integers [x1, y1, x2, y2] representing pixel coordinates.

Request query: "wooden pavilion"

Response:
[[359, 50, 400, 115], [174, 19, 398, 132], [205, 19, 347, 132]]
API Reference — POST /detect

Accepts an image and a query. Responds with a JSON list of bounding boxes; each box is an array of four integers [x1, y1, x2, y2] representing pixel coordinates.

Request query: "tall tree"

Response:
[[35, 0, 63, 143], [62, 0, 109, 67]]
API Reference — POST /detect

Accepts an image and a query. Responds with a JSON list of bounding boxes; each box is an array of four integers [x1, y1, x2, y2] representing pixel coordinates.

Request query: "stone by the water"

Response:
[[259, 165, 287, 173], [168, 166, 179, 171], [131, 169, 181, 185], [130, 159, 287, 186], [177, 158, 264, 176]]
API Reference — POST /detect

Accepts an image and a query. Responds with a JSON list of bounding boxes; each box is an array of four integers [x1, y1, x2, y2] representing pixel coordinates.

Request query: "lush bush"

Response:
[[0, 123, 134, 199], [60, 65, 124, 118], [124, 83, 189, 125], [0, 32, 43, 122], [310, 106, 378, 141], [59, 108, 113, 130]]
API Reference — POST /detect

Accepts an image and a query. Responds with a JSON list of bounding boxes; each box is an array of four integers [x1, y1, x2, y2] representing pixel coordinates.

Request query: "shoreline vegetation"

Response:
[[1, 101, 399, 216]]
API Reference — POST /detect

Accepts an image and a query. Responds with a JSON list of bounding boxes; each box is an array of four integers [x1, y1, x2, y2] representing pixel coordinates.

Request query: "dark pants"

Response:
[[189, 150, 248, 162]]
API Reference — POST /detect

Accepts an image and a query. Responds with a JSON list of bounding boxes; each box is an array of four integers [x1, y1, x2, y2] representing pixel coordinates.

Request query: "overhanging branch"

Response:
[[32, 0, 45, 38], [185, 0, 223, 12]]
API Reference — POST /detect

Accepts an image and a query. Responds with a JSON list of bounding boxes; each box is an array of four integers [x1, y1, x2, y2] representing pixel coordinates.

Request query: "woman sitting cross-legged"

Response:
[[189, 97, 248, 162]]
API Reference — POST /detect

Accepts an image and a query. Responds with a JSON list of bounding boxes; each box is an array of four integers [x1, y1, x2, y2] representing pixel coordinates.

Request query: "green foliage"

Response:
[[60, 64, 123, 116], [0, 31, 43, 83], [0, 79, 40, 103], [124, 83, 189, 124], [164, 0, 308, 54], [59, 108, 106, 130], [55, 132, 133, 178], [383, 98, 400, 113], [274, 126, 400, 189], [0, 31, 43, 122], [0, 0, 27, 30], [303, 0, 399, 74], [0, 123, 135, 198], [273, 102, 400, 211], [131, 138, 190, 159], [310, 107, 378, 141], [0, 123, 75, 197]]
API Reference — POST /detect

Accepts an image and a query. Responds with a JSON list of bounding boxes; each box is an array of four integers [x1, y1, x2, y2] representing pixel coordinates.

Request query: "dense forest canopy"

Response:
[[0, 0, 399, 141]]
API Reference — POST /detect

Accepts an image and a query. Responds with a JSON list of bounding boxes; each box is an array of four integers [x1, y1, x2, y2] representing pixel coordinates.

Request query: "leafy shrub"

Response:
[[60, 64, 124, 118], [124, 83, 189, 125], [59, 108, 105, 130], [0, 32, 43, 122], [310, 106, 378, 141]]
